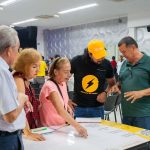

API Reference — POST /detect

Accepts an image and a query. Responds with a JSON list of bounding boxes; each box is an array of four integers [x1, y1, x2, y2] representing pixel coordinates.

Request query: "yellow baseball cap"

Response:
[[87, 39, 107, 59]]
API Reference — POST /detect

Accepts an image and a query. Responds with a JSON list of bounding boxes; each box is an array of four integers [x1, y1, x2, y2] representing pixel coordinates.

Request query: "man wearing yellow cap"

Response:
[[70, 39, 116, 118]]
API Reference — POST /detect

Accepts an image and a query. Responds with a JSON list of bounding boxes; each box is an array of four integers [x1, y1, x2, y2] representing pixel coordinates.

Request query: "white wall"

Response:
[[128, 27, 136, 38], [137, 27, 150, 56], [43, 17, 128, 60], [127, 11, 150, 56], [128, 10, 150, 28], [37, 12, 150, 59]]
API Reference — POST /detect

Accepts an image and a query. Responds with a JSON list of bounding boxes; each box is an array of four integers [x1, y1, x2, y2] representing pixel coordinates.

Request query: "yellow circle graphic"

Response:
[[82, 75, 99, 93]]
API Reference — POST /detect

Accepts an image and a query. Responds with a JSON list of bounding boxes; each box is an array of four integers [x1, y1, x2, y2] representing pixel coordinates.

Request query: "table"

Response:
[[23, 120, 150, 150]]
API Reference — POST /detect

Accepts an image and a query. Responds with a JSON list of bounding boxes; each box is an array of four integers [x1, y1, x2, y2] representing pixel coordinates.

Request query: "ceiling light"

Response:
[[9, 25, 14, 28], [58, 3, 98, 14], [0, 0, 21, 7], [35, 14, 59, 19], [12, 18, 38, 25], [53, 14, 59, 18]]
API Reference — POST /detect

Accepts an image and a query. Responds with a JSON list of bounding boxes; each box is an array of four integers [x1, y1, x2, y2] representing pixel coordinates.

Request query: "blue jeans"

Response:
[[0, 131, 24, 150], [74, 106, 104, 119], [122, 116, 150, 130]]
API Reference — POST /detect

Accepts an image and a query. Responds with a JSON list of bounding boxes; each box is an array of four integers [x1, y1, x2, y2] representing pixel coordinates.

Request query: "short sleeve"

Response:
[[0, 69, 18, 114], [44, 61, 47, 69], [41, 81, 58, 99]]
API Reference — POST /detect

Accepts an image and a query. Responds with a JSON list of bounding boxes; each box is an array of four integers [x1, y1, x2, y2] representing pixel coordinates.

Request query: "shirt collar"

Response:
[[0, 56, 9, 70], [137, 52, 147, 64], [126, 52, 147, 67]]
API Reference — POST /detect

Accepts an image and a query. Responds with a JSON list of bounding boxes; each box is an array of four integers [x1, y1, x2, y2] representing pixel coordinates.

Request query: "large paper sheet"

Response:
[[76, 117, 101, 123], [24, 123, 148, 150]]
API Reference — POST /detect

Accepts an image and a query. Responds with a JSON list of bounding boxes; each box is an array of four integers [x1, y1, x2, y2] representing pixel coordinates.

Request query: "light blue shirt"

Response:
[[0, 57, 26, 132]]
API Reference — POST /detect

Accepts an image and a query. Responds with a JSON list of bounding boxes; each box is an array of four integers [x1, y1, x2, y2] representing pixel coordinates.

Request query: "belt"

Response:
[[0, 130, 22, 136]]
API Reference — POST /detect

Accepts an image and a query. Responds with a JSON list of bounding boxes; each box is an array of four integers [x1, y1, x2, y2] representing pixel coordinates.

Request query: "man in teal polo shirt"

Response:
[[112, 36, 150, 130]]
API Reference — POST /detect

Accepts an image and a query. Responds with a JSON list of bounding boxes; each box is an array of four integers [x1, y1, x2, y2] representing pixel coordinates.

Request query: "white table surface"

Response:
[[23, 123, 149, 150]]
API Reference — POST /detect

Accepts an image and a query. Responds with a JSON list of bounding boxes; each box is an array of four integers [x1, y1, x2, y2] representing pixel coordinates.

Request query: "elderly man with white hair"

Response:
[[0, 25, 28, 150]]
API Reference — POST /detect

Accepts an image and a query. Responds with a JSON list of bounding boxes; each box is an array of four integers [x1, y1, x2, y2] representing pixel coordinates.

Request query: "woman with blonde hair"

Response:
[[39, 57, 88, 138], [13, 48, 45, 141]]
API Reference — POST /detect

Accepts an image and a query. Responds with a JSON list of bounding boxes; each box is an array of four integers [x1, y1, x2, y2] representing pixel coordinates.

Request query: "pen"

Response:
[[33, 128, 48, 132]]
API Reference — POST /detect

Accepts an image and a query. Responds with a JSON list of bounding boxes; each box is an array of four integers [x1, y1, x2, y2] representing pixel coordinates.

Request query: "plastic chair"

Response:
[[115, 94, 122, 121], [104, 94, 120, 122]]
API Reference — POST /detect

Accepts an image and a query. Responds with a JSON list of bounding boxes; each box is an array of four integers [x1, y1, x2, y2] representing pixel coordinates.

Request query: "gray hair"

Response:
[[0, 25, 18, 54]]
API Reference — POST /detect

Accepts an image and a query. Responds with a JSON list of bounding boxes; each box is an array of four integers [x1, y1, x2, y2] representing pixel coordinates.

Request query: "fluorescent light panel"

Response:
[[53, 14, 59, 18], [0, 0, 20, 6], [58, 3, 98, 14], [12, 18, 38, 25]]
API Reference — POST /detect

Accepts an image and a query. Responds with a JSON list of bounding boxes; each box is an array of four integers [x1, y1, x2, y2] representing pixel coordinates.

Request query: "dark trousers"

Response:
[[122, 116, 150, 130], [74, 106, 104, 119], [0, 130, 24, 150]]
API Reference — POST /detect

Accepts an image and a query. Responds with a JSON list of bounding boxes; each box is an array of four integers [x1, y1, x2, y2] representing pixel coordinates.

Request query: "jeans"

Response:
[[0, 130, 24, 150], [74, 106, 104, 119], [122, 116, 150, 130]]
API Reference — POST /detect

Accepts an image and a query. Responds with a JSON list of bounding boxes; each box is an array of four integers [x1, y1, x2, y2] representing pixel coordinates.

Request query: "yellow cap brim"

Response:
[[92, 49, 107, 59]]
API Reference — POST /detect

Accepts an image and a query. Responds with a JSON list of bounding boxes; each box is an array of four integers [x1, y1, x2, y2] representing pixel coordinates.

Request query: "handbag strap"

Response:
[[49, 78, 66, 109]]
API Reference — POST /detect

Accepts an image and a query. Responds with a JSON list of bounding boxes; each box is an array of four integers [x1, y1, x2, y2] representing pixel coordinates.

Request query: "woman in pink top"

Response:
[[39, 57, 88, 138]]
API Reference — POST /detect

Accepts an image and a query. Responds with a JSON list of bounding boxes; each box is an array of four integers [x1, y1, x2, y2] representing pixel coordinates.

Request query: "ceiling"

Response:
[[0, 0, 150, 29]]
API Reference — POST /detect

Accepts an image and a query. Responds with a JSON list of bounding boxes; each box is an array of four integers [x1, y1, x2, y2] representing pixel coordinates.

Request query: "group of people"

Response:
[[0, 25, 150, 150], [69, 37, 150, 130], [0, 25, 87, 150], [110, 55, 124, 80]]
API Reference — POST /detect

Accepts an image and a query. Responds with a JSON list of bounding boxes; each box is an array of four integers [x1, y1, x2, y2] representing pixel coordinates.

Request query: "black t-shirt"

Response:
[[71, 54, 114, 107]]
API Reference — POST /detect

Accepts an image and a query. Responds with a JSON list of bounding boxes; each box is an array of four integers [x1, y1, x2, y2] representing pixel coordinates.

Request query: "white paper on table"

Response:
[[24, 124, 149, 150], [137, 129, 150, 137], [76, 117, 101, 123]]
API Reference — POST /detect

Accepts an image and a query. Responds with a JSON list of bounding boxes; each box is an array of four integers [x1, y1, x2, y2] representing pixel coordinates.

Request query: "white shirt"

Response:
[[67, 75, 74, 92], [0, 57, 26, 132], [117, 60, 124, 75]]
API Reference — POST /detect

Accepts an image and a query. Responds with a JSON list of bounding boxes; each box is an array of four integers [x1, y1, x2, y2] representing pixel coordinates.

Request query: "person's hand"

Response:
[[24, 132, 46, 141], [25, 100, 33, 112], [109, 85, 121, 95], [124, 90, 144, 103], [75, 125, 88, 138], [68, 100, 77, 111], [97, 92, 107, 103]]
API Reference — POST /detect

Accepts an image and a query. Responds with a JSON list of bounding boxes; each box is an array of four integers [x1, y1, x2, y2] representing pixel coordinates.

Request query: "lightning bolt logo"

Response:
[[86, 78, 95, 89], [82, 75, 99, 93]]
